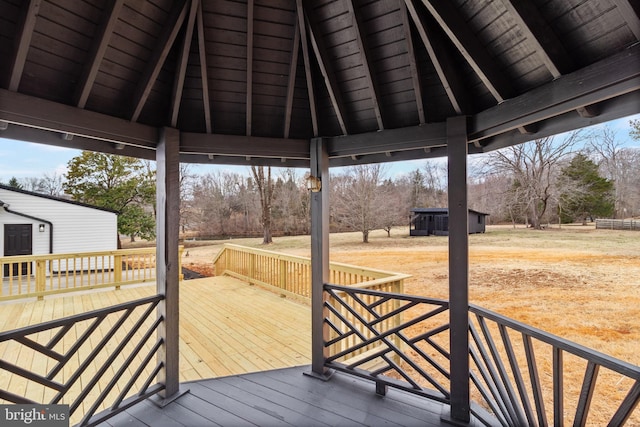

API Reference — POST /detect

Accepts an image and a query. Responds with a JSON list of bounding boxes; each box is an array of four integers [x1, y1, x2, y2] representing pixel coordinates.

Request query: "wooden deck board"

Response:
[[104, 366, 456, 427]]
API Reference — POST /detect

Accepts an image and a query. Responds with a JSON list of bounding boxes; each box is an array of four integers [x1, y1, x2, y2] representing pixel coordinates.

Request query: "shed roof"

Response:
[[0, 184, 118, 214], [411, 208, 489, 216], [0, 0, 638, 166]]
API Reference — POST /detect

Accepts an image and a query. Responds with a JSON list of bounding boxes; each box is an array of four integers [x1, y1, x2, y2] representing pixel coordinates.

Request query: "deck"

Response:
[[100, 366, 456, 427], [0, 276, 311, 383]]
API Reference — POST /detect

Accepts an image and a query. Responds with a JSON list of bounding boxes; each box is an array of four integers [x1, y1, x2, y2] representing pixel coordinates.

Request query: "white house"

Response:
[[0, 184, 117, 261]]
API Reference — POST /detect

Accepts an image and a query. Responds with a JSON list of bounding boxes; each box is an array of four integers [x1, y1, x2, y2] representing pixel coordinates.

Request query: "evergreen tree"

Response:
[[559, 153, 614, 223], [7, 177, 22, 189]]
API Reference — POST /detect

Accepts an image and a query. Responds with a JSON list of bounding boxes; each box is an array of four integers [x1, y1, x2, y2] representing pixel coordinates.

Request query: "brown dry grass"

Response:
[[176, 224, 640, 425]]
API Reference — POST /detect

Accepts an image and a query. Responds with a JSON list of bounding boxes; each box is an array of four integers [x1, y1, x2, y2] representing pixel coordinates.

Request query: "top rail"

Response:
[[212, 243, 411, 300], [0, 247, 183, 301]]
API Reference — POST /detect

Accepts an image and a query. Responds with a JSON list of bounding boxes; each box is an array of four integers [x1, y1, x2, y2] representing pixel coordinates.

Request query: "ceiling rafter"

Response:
[[7, 0, 41, 91], [611, 0, 640, 39], [346, 0, 384, 130], [74, 0, 124, 108], [283, 18, 300, 139], [246, 0, 254, 136], [196, 2, 212, 133], [170, 0, 199, 128], [305, 9, 349, 135], [406, 0, 466, 115], [399, 0, 425, 124], [295, 0, 318, 137], [129, 0, 189, 122], [420, 0, 513, 103], [499, 0, 573, 79]]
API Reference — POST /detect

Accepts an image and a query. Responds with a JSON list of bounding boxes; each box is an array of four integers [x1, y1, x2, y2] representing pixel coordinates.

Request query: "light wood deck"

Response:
[[100, 366, 459, 427], [0, 277, 311, 424]]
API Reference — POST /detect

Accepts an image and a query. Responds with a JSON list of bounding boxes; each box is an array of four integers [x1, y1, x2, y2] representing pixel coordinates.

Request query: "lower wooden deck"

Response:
[[100, 365, 460, 427]]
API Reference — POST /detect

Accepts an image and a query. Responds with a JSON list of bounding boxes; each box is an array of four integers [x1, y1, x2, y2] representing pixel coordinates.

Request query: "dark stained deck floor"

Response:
[[99, 366, 479, 427]]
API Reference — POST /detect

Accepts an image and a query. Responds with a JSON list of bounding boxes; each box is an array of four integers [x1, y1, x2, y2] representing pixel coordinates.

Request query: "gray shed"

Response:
[[410, 208, 488, 236]]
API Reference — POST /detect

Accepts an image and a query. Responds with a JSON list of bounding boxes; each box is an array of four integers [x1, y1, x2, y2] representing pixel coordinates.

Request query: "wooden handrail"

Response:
[[0, 247, 183, 301]]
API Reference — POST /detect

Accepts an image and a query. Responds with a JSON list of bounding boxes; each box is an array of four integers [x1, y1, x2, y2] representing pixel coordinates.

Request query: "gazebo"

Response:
[[0, 0, 638, 425]]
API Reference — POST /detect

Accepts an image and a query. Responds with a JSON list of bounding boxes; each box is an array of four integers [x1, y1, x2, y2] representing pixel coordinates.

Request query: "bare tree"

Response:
[[332, 164, 388, 243], [587, 126, 640, 218], [250, 166, 274, 244], [490, 133, 582, 229], [40, 172, 66, 196]]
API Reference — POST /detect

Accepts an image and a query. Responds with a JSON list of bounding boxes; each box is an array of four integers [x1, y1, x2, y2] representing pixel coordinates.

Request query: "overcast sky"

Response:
[[1, 114, 638, 184]]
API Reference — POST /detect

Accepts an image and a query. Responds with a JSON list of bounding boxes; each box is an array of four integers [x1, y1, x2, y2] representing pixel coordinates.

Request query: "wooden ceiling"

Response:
[[0, 0, 638, 167]]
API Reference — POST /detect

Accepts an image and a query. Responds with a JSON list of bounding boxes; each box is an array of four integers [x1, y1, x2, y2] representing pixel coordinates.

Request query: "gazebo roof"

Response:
[[0, 0, 638, 167]]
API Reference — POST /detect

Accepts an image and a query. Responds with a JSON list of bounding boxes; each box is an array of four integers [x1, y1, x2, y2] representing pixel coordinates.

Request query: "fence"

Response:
[[595, 219, 640, 231], [0, 247, 183, 301]]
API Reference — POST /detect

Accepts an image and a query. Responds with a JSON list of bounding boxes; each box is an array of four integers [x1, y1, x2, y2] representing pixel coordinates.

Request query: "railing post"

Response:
[[114, 254, 122, 289], [35, 259, 46, 300], [446, 115, 471, 423], [155, 126, 186, 404], [309, 137, 331, 378]]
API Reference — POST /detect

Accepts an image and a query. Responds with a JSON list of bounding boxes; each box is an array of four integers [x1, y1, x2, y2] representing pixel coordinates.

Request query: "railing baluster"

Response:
[[523, 333, 548, 427], [574, 361, 599, 427], [553, 347, 564, 427], [608, 380, 640, 427]]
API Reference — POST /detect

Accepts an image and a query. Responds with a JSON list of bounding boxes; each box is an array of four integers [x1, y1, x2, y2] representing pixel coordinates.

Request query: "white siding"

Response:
[[0, 188, 117, 256]]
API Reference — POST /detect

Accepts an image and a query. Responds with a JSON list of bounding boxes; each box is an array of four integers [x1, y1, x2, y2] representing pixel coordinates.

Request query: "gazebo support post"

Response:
[[154, 127, 187, 405], [444, 116, 471, 424], [308, 137, 332, 379]]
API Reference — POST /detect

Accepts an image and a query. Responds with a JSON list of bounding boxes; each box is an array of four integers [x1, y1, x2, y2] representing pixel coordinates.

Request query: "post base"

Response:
[[149, 386, 190, 408], [303, 368, 334, 381]]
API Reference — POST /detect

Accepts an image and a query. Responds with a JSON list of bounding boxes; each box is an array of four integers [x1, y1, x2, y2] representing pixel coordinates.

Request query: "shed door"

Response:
[[3, 224, 33, 276]]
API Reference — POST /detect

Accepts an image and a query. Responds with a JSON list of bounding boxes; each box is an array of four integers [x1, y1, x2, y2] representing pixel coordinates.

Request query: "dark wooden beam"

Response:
[[246, 0, 254, 136], [196, 2, 212, 133], [481, 90, 640, 152], [180, 132, 309, 159], [326, 122, 446, 157], [470, 44, 640, 143], [283, 19, 300, 139], [130, 0, 189, 122], [306, 13, 349, 135], [7, 0, 41, 91], [0, 88, 158, 148], [296, 0, 318, 136], [499, 0, 573, 78], [0, 123, 156, 160], [346, 0, 384, 130], [399, 0, 426, 124], [179, 153, 309, 168], [446, 115, 470, 424], [309, 137, 331, 377], [156, 127, 182, 401], [406, 0, 464, 114], [170, 0, 199, 128], [611, 0, 640, 39], [576, 105, 599, 119], [74, 0, 124, 108], [421, 0, 513, 102]]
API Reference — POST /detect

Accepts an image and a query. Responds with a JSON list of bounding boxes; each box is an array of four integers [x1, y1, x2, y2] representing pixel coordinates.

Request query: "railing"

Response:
[[323, 284, 640, 426], [212, 244, 410, 362], [0, 247, 183, 301], [469, 304, 640, 427], [212, 243, 409, 300], [0, 295, 165, 427]]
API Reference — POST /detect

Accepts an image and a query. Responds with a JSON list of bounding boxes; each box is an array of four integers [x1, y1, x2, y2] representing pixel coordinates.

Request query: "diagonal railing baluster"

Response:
[[608, 380, 640, 427], [574, 361, 599, 427], [470, 321, 517, 425], [498, 323, 537, 426], [0, 360, 64, 391], [15, 336, 64, 361], [523, 333, 548, 427], [469, 369, 510, 427], [476, 316, 528, 426], [112, 340, 164, 410], [80, 319, 162, 425], [0, 388, 38, 404], [46, 323, 74, 350], [69, 301, 160, 414], [469, 340, 512, 426]]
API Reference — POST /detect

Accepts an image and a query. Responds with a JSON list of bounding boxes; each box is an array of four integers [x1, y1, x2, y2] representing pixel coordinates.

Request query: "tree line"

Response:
[[3, 122, 639, 243]]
